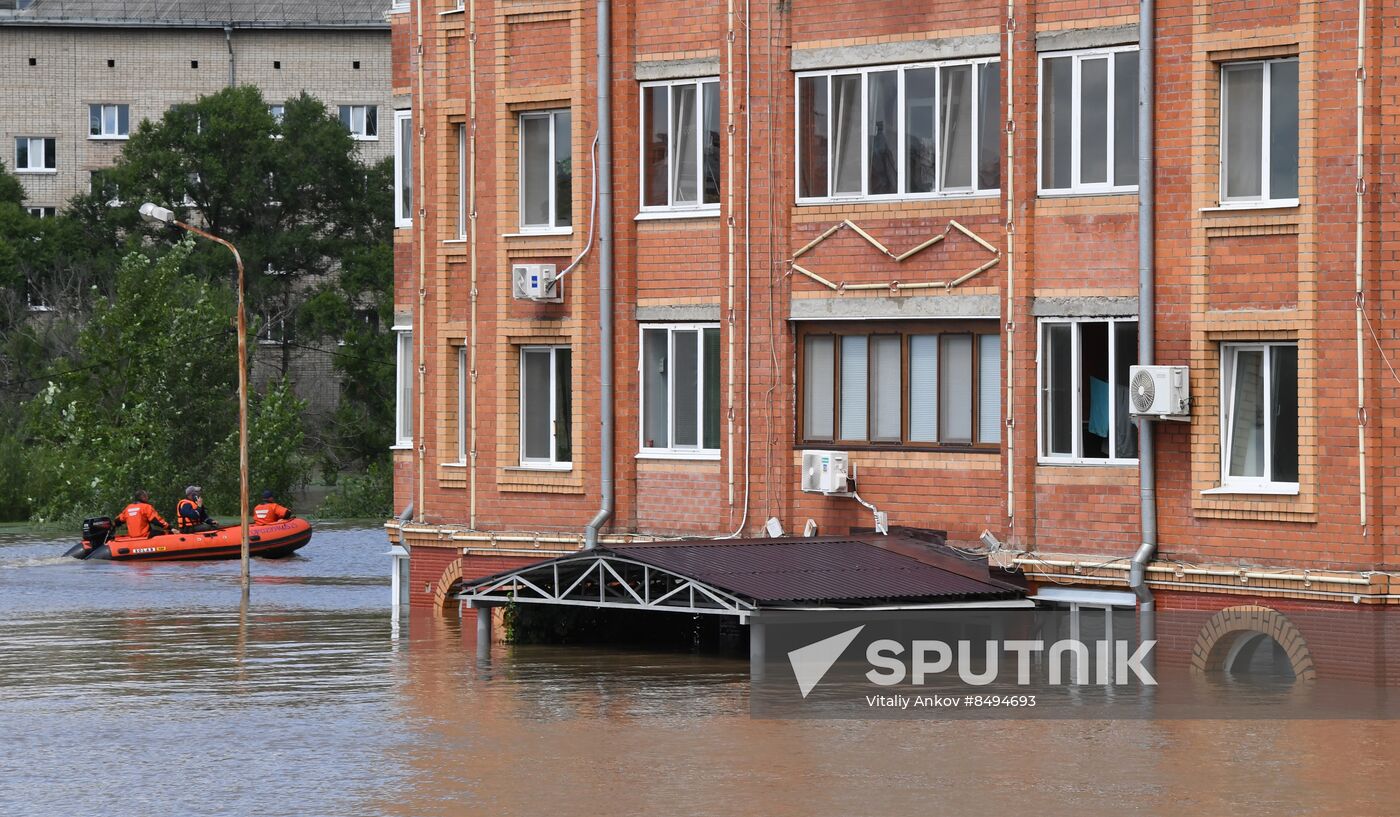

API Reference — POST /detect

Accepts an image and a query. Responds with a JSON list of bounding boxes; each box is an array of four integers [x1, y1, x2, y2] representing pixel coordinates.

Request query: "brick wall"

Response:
[[393, 0, 1400, 610]]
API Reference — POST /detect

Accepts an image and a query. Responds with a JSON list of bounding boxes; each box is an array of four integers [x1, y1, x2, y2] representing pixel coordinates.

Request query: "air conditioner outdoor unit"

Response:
[[801, 450, 852, 495], [1128, 365, 1190, 420], [511, 263, 561, 302]]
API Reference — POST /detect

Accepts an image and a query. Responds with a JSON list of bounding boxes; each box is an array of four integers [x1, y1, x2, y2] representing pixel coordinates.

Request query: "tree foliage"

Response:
[[23, 240, 305, 523]]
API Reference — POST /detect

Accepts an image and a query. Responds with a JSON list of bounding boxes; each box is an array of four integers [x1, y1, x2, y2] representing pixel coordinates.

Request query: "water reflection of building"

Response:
[[385, 0, 1400, 682]]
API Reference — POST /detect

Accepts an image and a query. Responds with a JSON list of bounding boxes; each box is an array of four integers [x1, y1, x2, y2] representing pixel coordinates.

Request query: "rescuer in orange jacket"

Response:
[[252, 490, 293, 526], [119, 490, 171, 539], [176, 485, 218, 532]]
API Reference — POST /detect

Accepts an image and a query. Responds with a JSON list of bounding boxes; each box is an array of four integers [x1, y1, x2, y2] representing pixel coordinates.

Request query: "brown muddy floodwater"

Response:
[[2, 525, 1399, 817]]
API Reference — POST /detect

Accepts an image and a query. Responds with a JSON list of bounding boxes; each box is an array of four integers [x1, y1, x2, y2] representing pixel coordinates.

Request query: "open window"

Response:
[[1039, 318, 1138, 463]]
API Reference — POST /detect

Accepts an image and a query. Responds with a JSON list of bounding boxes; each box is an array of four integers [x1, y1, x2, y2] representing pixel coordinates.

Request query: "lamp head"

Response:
[[138, 202, 175, 225]]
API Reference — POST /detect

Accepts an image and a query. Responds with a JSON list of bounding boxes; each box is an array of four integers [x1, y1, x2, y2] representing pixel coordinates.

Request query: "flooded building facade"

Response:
[[388, 0, 1400, 676]]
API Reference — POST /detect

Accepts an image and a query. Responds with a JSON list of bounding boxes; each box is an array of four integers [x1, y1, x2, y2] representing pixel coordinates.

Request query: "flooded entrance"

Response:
[[3, 525, 1400, 816]]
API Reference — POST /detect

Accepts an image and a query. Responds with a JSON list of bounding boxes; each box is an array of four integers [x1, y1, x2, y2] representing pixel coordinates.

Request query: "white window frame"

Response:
[[794, 57, 1000, 204], [393, 326, 413, 448], [269, 104, 285, 138], [393, 109, 412, 228], [1216, 341, 1299, 494], [638, 77, 721, 215], [26, 206, 56, 218], [457, 345, 469, 464], [457, 123, 468, 239], [1037, 45, 1140, 196], [340, 104, 379, 141], [518, 345, 572, 469], [1219, 58, 1299, 207], [14, 137, 55, 173], [517, 109, 571, 233], [88, 103, 129, 139], [638, 323, 721, 458], [1036, 317, 1139, 466]]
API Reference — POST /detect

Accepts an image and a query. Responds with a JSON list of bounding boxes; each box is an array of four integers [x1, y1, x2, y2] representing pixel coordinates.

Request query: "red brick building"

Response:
[[386, 0, 1400, 676]]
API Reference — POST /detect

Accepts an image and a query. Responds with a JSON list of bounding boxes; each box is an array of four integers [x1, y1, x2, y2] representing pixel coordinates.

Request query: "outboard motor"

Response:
[[65, 516, 114, 560]]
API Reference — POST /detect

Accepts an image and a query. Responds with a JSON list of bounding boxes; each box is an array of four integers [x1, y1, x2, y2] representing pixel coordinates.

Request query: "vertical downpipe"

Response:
[[1003, 0, 1016, 536], [413, 0, 428, 523], [1355, 0, 1368, 530], [468, 0, 480, 529], [1130, 0, 1157, 641], [585, 0, 614, 548], [224, 26, 235, 87]]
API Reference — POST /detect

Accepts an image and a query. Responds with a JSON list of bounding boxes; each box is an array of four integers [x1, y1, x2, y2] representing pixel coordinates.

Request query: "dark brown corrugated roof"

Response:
[[593, 531, 1024, 606], [457, 530, 1024, 608]]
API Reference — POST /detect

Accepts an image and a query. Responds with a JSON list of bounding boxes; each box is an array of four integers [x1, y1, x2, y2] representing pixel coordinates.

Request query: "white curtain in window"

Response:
[[940, 334, 973, 442], [1227, 348, 1265, 478], [871, 336, 901, 441], [804, 337, 836, 439], [671, 84, 698, 204], [521, 116, 550, 226], [978, 335, 1001, 444], [832, 75, 862, 195], [1223, 64, 1264, 199], [940, 64, 973, 189], [908, 335, 939, 442], [840, 335, 868, 440]]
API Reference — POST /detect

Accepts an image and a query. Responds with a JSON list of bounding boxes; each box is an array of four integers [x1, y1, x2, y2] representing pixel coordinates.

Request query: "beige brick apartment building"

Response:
[[0, 0, 394, 215]]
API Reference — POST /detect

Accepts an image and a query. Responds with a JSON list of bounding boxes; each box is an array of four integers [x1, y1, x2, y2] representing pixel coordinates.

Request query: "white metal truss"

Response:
[[458, 554, 757, 620]]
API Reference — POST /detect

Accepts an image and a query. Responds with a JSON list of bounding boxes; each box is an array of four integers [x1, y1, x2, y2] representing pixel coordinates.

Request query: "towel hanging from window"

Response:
[[1087, 376, 1110, 439]]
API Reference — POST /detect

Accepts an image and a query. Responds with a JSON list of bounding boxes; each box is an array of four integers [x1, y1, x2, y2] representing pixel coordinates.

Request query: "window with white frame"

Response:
[[519, 346, 572, 467], [14, 137, 55, 172], [1040, 46, 1139, 194], [641, 78, 720, 212], [796, 59, 1000, 202], [519, 109, 571, 231], [394, 110, 412, 228], [1220, 58, 1298, 205], [394, 327, 413, 446], [641, 324, 720, 455], [269, 104, 285, 124], [800, 323, 1001, 447], [457, 345, 469, 464], [1039, 318, 1139, 463], [89, 104, 129, 138], [339, 104, 379, 140], [89, 169, 121, 206], [457, 123, 468, 239], [1220, 342, 1298, 491], [26, 206, 56, 218]]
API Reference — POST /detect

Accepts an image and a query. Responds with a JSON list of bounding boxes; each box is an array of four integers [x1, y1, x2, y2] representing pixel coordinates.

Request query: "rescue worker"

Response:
[[252, 490, 293, 525], [118, 489, 171, 539], [175, 486, 218, 533]]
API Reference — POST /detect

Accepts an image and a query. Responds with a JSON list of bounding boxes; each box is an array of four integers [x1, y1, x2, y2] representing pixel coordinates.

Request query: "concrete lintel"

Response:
[[1036, 23, 1139, 53], [1031, 295, 1139, 318], [789, 294, 1000, 322], [792, 33, 1000, 71], [635, 57, 721, 82], [635, 304, 721, 322]]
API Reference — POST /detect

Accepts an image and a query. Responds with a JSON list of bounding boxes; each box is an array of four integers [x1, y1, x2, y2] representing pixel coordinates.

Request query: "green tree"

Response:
[[71, 85, 390, 380], [24, 239, 305, 523]]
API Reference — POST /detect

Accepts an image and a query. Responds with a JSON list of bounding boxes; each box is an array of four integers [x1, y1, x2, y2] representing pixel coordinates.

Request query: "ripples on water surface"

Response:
[[3, 524, 1400, 817]]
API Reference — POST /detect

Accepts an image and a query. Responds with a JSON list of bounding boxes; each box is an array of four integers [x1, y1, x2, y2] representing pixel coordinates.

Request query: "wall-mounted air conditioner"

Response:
[[801, 450, 853, 496], [1128, 365, 1190, 420], [511, 263, 561, 302]]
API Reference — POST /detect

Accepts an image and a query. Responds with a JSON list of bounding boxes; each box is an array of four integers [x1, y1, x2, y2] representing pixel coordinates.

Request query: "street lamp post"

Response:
[[140, 202, 251, 590]]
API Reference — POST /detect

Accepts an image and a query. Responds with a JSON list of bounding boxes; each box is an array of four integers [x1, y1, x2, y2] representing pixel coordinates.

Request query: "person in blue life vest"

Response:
[[176, 486, 218, 533]]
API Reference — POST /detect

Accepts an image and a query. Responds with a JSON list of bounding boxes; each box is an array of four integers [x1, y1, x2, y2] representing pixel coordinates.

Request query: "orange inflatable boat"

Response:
[[65, 516, 312, 561]]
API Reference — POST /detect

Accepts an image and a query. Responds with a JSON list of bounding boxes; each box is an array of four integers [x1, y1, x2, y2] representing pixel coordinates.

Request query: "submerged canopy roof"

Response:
[[458, 531, 1025, 616], [1, 0, 390, 28]]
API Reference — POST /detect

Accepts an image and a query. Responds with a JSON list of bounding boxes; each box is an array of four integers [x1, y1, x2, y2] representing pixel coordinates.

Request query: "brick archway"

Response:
[[432, 557, 464, 613], [1190, 605, 1316, 681]]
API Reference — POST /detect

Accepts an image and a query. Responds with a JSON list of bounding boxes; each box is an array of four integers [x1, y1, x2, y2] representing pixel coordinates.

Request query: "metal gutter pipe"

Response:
[[1130, 0, 1157, 630], [584, 0, 614, 549], [224, 25, 235, 86]]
